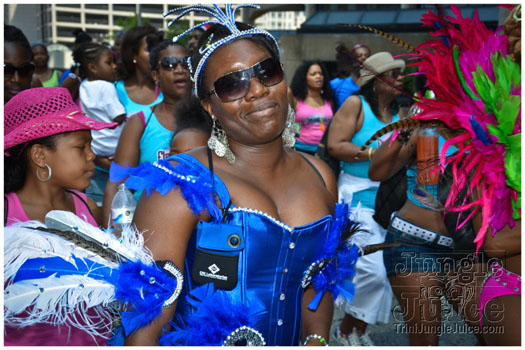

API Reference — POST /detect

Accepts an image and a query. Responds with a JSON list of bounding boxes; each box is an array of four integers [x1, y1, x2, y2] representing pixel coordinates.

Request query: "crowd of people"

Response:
[[3, 3, 521, 347]]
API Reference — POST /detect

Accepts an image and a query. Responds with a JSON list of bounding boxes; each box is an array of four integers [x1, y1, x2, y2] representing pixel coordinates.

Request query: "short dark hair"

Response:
[[117, 25, 163, 79], [4, 134, 64, 194], [290, 61, 334, 105], [173, 96, 212, 135], [4, 25, 33, 60], [190, 22, 279, 99], [148, 39, 187, 72], [72, 42, 111, 79]]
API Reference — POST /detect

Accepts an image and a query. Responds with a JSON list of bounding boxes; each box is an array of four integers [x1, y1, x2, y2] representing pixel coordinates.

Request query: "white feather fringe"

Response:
[[4, 274, 117, 340], [4, 211, 155, 340]]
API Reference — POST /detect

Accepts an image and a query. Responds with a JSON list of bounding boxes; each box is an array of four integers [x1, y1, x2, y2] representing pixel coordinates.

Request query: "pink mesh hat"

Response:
[[4, 87, 117, 151]]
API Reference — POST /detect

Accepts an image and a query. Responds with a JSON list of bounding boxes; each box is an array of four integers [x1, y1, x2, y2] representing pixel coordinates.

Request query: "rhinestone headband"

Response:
[[163, 4, 281, 98]]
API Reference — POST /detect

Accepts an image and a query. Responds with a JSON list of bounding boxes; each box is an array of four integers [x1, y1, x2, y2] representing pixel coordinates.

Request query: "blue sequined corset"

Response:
[[172, 154, 333, 346]]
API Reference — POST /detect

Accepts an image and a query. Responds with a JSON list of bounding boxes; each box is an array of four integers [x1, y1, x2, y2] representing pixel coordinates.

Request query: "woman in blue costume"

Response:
[[110, 5, 358, 347]]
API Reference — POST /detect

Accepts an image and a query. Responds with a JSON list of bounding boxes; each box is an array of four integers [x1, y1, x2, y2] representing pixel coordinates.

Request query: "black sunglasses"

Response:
[[207, 57, 284, 102], [159, 56, 189, 70], [4, 62, 35, 78]]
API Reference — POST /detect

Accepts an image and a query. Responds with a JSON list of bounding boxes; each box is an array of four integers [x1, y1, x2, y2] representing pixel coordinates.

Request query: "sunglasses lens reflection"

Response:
[[212, 58, 283, 102]]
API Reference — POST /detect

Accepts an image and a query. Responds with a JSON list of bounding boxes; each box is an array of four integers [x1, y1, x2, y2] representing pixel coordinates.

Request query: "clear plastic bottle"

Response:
[[111, 183, 137, 235]]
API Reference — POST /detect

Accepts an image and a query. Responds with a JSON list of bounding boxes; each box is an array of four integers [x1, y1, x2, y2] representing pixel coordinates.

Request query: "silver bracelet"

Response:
[[302, 334, 328, 346]]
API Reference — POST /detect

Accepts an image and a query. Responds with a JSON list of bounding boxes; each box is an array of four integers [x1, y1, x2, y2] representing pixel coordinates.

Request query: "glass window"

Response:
[[113, 4, 137, 13], [85, 4, 108, 10], [57, 4, 80, 8], [56, 12, 81, 23], [86, 14, 109, 25]]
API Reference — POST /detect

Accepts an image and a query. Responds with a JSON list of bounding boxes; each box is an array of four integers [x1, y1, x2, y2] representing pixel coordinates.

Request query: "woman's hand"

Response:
[[101, 113, 144, 228], [369, 130, 416, 181]]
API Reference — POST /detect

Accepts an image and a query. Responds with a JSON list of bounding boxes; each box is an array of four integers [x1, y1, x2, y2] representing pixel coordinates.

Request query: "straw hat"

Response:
[[356, 52, 406, 88], [4, 87, 117, 151]]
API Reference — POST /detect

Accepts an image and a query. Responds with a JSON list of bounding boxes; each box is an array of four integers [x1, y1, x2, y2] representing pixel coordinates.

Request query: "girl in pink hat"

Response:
[[4, 87, 117, 345]]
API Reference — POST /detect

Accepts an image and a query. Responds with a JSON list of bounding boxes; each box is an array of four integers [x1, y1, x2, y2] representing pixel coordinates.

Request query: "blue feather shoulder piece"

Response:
[[110, 156, 220, 219], [302, 202, 360, 310], [159, 284, 267, 346]]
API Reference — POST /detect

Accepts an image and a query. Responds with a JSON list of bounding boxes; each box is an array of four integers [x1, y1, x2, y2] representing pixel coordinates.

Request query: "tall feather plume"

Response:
[[359, 118, 446, 151], [330, 31, 419, 101], [338, 23, 416, 52]]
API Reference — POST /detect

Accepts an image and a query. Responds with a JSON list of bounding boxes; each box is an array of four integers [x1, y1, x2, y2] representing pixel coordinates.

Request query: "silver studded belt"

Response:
[[391, 215, 453, 247]]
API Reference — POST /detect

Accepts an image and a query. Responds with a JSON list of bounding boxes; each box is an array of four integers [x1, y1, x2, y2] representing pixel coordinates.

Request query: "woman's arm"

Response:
[[326, 96, 368, 162], [301, 288, 333, 346], [368, 130, 416, 181], [124, 187, 203, 345], [101, 114, 144, 228]]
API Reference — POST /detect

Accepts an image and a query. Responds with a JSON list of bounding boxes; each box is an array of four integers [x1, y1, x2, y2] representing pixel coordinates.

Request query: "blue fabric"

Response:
[[131, 110, 173, 202], [329, 77, 360, 111], [341, 96, 400, 209], [14, 256, 112, 282], [59, 68, 72, 85], [114, 80, 164, 118], [155, 154, 335, 346], [294, 140, 318, 155], [405, 134, 456, 209], [383, 220, 455, 276]]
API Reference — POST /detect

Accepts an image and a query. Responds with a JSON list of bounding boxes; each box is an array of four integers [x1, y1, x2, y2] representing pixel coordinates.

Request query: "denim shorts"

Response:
[[383, 221, 457, 276]]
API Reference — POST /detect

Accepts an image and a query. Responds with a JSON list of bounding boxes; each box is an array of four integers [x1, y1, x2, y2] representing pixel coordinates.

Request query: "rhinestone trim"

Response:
[[222, 325, 266, 346], [153, 162, 198, 183], [229, 207, 292, 232], [159, 261, 184, 309], [301, 259, 328, 289]]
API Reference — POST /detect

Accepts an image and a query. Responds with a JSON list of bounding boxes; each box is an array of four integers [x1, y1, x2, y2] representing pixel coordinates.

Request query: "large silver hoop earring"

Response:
[[36, 163, 52, 182], [282, 104, 296, 148], [207, 116, 235, 164]]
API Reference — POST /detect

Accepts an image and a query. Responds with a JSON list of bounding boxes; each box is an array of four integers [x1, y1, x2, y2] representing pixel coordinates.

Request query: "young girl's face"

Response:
[[44, 130, 96, 190], [91, 49, 117, 82]]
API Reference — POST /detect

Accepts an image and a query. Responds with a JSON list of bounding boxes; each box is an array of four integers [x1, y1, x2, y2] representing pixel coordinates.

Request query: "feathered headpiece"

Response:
[[4, 211, 184, 341], [408, 5, 521, 250], [163, 4, 281, 97]]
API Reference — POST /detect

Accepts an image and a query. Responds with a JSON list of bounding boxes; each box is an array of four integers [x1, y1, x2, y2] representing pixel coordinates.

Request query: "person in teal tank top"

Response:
[[369, 117, 481, 346], [327, 52, 406, 345], [102, 39, 191, 227], [114, 25, 164, 118]]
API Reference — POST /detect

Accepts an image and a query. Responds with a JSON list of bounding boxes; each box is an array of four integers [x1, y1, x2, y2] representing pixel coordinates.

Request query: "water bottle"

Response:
[[111, 183, 137, 235]]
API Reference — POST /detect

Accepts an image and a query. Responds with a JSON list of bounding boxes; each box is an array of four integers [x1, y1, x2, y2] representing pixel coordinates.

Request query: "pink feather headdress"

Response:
[[409, 5, 521, 251]]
